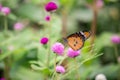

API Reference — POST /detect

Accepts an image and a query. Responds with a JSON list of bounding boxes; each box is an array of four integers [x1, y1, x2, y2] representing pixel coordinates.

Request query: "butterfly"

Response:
[[65, 31, 91, 51]]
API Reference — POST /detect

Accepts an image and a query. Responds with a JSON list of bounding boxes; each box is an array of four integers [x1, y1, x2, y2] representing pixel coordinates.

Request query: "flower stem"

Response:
[[74, 58, 80, 80], [90, 1, 98, 52], [4, 57, 11, 80], [54, 54, 57, 80], [114, 45, 119, 63], [3, 16, 11, 80], [47, 13, 52, 67], [4, 16, 8, 35], [61, 9, 67, 37]]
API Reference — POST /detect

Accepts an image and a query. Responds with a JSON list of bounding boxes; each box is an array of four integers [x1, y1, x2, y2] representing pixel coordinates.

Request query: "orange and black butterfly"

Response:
[[65, 31, 91, 51]]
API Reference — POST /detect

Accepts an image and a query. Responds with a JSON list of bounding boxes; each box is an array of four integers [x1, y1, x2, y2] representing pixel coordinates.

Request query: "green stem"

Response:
[[114, 45, 119, 63], [74, 58, 80, 80], [4, 16, 8, 34], [114, 45, 120, 80], [47, 13, 52, 67], [4, 57, 11, 80], [90, 2, 98, 52], [54, 54, 57, 80], [3, 16, 11, 80]]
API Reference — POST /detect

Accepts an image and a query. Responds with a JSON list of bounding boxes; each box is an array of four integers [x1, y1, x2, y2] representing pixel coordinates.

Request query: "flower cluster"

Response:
[[51, 42, 81, 58], [96, 0, 104, 9], [43, 1, 81, 75], [40, 37, 49, 44], [45, 15, 51, 21], [0, 4, 11, 16], [111, 35, 120, 44], [45, 1, 58, 12], [67, 48, 80, 58], [0, 77, 5, 80], [56, 65, 65, 74], [51, 42, 64, 56], [44, 1, 58, 22], [51, 42, 81, 74], [86, 0, 104, 10], [14, 22, 24, 31]]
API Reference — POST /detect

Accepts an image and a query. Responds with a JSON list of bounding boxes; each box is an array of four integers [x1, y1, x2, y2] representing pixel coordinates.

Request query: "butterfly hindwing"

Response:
[[66, 33, 84, 51]]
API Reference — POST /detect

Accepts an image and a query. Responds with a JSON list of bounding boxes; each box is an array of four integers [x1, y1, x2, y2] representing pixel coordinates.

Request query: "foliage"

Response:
[[0, 0, 120, 80]]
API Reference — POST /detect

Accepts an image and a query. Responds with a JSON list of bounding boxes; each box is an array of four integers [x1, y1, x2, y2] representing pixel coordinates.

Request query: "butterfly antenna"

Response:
[[62, 38, 67, 43]]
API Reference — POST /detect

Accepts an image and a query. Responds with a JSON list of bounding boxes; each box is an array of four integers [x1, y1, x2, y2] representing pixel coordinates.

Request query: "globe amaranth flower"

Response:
[[40, 37, 49, 44], [0, 78, 5, 80], [14, 22, 24, 31], [56, 65, 65, 74], [95, 74, 107, 80], [51, 42, 64, 56], [96, 0, 104, 9], [45, 1, 58, 12], [1, 7, 11, 15], [111, 35, 120, 44], [45, 15, 50, 21], [67, 48, 80, 58]]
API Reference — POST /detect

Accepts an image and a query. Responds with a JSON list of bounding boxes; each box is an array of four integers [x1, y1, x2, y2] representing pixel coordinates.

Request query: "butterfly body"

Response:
[[65, 31, 91, 51]]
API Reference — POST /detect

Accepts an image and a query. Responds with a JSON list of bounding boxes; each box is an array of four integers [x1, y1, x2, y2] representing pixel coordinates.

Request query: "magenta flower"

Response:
[[56, 65, 65, 74], [14, 22, 24, 31], [45, 1, 58, 12], [51, 42, 64, 56], [111, 35, 120, 44], [96, 0, 104, 8], [0, 4, 2, 11], [45, 15, 50, 21], [1, 7, 11, 15], [0, 78, 5, 80], [67, 48, 80, 58], [40, 37, 49, 44]]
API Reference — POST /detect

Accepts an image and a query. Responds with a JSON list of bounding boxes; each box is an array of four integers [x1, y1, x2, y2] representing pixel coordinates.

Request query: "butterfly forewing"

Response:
[[67, 33, 84, 51], [83, 31, 91, 39]]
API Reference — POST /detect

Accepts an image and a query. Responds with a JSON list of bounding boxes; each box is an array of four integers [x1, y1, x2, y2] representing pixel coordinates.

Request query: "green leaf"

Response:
[[71, 9, 93, 22], [17, 4, 44, 22], [95, 32, 113, 52]]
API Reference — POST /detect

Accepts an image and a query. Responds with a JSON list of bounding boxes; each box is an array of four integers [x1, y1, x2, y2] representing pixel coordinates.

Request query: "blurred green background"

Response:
[[0, 0, 120, 80]]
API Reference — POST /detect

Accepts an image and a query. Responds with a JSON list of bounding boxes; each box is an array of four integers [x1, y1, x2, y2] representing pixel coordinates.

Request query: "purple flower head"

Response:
[[96, 0, 104, 8], [45, 15, 50, 21], [51, 42, 64, 56], [0, 4, 2, 11], [0, 78, 5, 80], [40, 37, 49, 44], [56, 65, 65, 74], [111, 35, 120, 44], [67, 48, 80, 58], [14, 22, 24, 31], [1, 7, 11, 15], [45, 1, 58, 12]]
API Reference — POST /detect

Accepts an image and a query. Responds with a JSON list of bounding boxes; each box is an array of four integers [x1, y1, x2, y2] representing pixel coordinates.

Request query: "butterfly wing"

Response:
[[83, 31, 91, 39], [66, 33, 84, 51]]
